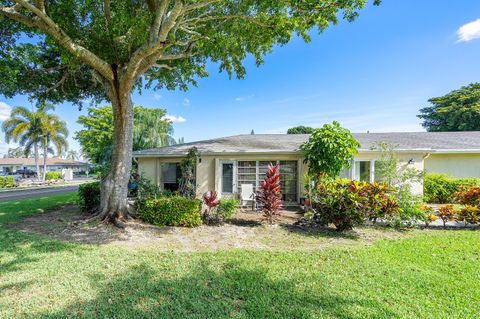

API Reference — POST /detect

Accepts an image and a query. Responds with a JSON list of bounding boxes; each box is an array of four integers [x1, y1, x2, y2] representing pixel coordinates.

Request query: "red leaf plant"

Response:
[[203, 190, 220, 219], [256, 163, 283, 224]]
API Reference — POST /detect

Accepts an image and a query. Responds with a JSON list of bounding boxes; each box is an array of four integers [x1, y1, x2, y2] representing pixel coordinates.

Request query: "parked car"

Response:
[[0, 171, 8, 176], [14, 169, 37, 177]]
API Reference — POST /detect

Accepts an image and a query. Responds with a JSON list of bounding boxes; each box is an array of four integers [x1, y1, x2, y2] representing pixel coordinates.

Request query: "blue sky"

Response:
[[1, 0, 480, 155]]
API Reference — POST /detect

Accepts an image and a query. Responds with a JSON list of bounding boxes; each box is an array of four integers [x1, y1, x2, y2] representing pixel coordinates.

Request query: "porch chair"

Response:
[[240, 184, 256, 211]]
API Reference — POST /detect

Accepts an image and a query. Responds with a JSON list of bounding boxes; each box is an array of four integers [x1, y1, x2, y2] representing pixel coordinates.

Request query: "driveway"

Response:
[[0, 185, 78, 202]]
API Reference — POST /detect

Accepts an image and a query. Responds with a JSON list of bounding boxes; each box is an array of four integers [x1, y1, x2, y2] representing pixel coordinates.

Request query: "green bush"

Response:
[[424, 173, 480, 203], [312, 179, 399, 231], [0, 176, 16, 188], [45, 171, 63, 180], [78, 182, 101, 213], [218, 198, 240, 220], [137, 196, 202, 227]]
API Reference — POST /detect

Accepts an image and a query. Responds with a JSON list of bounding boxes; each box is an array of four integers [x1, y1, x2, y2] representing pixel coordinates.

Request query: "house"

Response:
[[134, 132, 480, 204], [0, 157, 89, 174]]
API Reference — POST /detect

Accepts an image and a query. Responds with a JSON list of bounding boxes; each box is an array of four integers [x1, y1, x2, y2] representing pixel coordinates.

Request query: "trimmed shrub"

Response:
[[78, 181, 101, 213], [45, 171, 63, 181], [137, 196, 202, 227], [0, 176, 16, 188], [424, 173, 480, 203], [312, 179, 399, 231], [218, 198, 240, 220]]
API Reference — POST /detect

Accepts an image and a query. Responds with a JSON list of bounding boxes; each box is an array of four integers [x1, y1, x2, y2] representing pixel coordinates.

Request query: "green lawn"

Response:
[[1, 193, 479, 318]]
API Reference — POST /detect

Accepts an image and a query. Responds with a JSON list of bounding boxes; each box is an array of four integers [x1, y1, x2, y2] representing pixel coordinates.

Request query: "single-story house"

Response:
[[134, 132, 480, 204], [0, 157, 89, 174]]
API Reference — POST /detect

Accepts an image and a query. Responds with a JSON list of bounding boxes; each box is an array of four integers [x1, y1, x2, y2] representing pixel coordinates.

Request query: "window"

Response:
[[237, 161, 256, 193], [161, 163, 181, 191], [222, 163, 234, 193], [236, 160, 298, 203]]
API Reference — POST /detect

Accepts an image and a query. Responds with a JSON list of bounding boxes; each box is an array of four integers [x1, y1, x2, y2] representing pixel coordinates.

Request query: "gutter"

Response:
[[133, 151, 302, 158], [133, 148, 480, 158]]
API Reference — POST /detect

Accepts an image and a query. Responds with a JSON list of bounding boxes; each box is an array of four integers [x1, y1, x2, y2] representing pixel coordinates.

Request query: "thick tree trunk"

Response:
[[97, 76, 134, 227]]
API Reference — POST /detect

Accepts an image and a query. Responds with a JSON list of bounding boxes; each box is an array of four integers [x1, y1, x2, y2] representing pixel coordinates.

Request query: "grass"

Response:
[[0, 192, 78, 224], [1, 193, 479, 318]]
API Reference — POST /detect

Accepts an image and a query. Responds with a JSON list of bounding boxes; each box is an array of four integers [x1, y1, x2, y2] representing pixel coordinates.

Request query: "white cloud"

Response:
[[153, 94, 162, 100], [163, 114, 186, 123], [0, 102, 12, 121], [457, 19, 480, 42], [235, 94, 255, 102], [183, 98, 190, 106]]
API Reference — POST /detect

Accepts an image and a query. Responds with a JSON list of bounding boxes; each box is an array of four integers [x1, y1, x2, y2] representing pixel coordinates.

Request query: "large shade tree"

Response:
[[0, 0, 378, 225], [418, 83, 480, 132]]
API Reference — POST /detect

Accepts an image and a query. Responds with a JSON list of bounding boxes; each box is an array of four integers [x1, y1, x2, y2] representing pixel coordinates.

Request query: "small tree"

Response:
[[437, 204, 456, 228], [287, 126, 314, 134], [300, 121, 359, 179], [257, 163, 283, 224]]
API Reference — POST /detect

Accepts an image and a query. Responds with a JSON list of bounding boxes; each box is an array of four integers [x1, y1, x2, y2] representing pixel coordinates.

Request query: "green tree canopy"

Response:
[[418, 83, 480, 132], [287, 126, 315, 134], [0, 0, 378, 222], [76, 106, 174, 165], [300, 121, 359, 178]]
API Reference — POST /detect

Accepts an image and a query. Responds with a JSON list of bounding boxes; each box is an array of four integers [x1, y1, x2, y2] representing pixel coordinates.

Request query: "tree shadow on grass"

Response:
[[29, 261, 399, 319], [0, 228, 86, 275]]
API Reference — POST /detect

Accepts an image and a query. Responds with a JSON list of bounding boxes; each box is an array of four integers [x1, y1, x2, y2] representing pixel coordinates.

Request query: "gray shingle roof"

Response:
[[133, 132, 480, 157]]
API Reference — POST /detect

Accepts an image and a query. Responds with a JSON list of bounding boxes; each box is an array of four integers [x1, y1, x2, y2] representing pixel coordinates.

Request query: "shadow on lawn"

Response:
[[0, 229, 84, 275], [29, 261, 399, 319]]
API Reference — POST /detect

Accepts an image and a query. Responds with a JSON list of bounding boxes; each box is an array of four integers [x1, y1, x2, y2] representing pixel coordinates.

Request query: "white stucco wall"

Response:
[[424, 154, 480, 178]]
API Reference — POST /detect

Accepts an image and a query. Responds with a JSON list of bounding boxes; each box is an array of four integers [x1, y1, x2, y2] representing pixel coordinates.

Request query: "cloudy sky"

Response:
[[1, 0, 480, 155]]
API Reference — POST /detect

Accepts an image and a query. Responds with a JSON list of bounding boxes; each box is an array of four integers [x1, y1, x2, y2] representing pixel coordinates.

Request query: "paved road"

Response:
[[0, 185, 79, 202]]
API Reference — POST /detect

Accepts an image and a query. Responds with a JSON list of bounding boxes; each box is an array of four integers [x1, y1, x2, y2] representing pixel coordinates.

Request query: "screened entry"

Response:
[[236, 160, 298, 202]]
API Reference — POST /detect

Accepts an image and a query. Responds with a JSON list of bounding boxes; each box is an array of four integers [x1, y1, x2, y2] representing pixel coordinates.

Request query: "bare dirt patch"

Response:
[[10, 205, 414, 251]]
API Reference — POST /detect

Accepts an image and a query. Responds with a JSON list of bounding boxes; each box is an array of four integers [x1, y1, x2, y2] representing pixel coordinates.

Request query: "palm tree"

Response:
[[133, 107, 176, 151], [66, 150, 79, 161], [40, 113, 68, 182], [2, 106, 43, 180]]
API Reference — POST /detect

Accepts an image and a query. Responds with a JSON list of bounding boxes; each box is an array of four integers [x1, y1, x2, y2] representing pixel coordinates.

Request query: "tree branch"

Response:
[[9, 0, 114, 81], [0, 5, 36, 28], [123, 0, 183, 89], [183, 0, 220, 12]]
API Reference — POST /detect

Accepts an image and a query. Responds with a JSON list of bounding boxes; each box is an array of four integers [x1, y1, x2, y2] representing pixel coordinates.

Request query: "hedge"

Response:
[[137, 196, 202, 227], [0, 176, 16, 188], [78, 181, 101, 213], [45, 171, 63, 181], [424, 173, 480, 203]]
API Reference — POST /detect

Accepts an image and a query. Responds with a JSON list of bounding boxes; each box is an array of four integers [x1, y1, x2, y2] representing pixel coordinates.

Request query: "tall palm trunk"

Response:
[[34, 142, 41, 182], [42, 137, 48, 183]]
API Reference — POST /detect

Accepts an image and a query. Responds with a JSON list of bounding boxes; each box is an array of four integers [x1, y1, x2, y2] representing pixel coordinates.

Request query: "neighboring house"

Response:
[[134, 132, 480, 204], [0, 157, 89, 174]]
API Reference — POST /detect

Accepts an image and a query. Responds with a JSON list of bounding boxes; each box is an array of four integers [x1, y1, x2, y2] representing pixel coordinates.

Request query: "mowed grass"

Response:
[[0, 194, 479, 318]]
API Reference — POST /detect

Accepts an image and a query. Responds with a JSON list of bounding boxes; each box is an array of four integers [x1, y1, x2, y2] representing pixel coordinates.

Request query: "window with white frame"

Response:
[[236, 160, 298, 202]]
